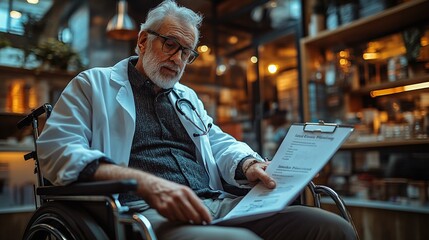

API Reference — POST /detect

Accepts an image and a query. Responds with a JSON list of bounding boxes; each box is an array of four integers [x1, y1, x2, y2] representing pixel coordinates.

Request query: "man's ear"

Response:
[[137, 31, 148, 53]]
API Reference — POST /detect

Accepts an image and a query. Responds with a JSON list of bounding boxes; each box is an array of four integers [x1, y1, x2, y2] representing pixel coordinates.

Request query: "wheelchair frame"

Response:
[[19, 103, 359, 240], [18, 104, 156, 240]]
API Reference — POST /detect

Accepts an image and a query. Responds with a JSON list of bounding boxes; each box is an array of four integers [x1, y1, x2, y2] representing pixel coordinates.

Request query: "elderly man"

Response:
[[37, 0, 356, 239]]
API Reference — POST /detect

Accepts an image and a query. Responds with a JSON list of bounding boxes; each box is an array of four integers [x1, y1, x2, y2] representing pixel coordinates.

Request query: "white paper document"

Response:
[[212, 122, 354, 225]]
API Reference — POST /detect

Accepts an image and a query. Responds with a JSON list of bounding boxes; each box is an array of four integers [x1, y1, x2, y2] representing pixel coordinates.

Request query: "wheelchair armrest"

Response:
[[37, 179, 137, 196]]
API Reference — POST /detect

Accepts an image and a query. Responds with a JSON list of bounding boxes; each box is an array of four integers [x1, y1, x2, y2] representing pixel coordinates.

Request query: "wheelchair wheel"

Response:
[[23, 202, 109, 240]]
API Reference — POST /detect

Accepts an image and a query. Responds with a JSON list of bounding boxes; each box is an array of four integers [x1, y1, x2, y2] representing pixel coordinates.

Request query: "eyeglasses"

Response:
[[147, 30, 199, 64]]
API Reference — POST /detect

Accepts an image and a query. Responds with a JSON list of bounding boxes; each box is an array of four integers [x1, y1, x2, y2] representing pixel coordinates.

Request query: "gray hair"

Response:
[[135, 0, 203, 54]]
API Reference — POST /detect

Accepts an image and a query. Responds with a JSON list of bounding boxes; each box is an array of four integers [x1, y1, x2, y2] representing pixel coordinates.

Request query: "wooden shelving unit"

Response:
[[300, 0, 429, 216], [300, 0, 429, 121]]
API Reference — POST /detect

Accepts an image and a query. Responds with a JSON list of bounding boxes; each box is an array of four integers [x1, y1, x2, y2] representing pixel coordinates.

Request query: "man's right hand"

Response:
[[94, 163, 212, 225], [138, 175, 212, 224]]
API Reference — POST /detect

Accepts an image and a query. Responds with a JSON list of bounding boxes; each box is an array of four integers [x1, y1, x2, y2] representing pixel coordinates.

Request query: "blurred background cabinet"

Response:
[[301, 1, 429, 239], [0, 66, 75, 215], [301, 0, 429, 124]]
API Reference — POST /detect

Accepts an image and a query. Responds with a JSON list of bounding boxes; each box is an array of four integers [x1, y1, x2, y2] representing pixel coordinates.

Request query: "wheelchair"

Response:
[[18, 104, 359, 240]]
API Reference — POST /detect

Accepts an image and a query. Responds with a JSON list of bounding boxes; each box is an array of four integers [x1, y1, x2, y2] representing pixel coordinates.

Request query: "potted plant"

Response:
[[0, 34, 11, 49], [402, 27, 426, 77], [21, 14, 45, 67], [32, 38, 82, 71]]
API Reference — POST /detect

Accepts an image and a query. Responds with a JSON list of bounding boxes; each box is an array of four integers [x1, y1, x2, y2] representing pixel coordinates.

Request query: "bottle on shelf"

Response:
[[308, 63, 327, 122], [308, 1, 326, 36], [325, 0, 340, 30], [387, 55, 408, 82], [339, 0, 359, 25]]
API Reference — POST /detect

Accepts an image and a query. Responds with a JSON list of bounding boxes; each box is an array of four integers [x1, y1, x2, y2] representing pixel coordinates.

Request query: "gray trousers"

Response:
[[132, 196, 356, 240]]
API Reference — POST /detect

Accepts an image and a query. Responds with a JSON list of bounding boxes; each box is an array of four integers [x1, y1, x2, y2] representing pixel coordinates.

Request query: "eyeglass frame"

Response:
[[146, 30, 199, 64]]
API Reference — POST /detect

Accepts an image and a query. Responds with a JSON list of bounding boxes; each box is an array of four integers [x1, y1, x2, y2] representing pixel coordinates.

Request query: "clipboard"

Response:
[[212, 121, 354, 225], [302, 120, 354, 133]]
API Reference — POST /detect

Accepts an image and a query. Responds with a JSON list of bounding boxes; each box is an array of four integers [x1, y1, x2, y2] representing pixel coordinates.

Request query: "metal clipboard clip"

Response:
[[303, 120, 338, 133]]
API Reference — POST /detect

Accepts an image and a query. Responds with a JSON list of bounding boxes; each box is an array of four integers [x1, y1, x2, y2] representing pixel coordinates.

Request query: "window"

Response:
[[0, 0, 53, 35]]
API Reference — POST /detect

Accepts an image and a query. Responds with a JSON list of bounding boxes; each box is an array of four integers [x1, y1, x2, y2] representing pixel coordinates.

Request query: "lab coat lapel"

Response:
[[110, 59, 136, 124]]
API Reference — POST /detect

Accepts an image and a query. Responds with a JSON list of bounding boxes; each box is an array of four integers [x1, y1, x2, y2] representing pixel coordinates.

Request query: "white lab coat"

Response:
[[37, 58, 262, 190]]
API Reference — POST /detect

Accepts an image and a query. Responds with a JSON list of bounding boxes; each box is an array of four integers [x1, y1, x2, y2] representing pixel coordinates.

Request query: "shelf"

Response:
[[217, 117, 252, 125], [301, 0, 429, 48], [0, 144, 33, 152], [351, 74, 429, 95], [300, 0, 429, 122], [341, 138, 429, 150], [321, 197, 429, 214], [0, 65, 77, 79], [300, 0, 429, 219], [0, 112, 26, 117], [0, 205, 35, 214]]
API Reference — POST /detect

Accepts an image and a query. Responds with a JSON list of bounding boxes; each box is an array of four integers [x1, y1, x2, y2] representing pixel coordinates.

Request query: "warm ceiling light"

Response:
[[27, 0, 39, 4], [339, 50, 349, 58], [250, 56, 258, 63], [363, 52, 379, 60], [10, 10, 22, 19], [216, 64, 226, 76], [198, 45, 209, 53], [228, 36, 238, 45], [106, 0, 138, 40], [268, 64, 278, 74], [421, 36, 428, 47], [268, 0, 278, 8], [370, 82, 429, 97], [363, 42, 380, 60]]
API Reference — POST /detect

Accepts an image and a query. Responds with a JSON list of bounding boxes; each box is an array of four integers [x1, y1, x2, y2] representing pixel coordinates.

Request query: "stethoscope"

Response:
[[171, 90, 212, 137]]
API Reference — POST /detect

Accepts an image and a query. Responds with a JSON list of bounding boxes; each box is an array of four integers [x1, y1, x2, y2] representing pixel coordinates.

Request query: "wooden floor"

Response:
[[323, 204, 429, 240]]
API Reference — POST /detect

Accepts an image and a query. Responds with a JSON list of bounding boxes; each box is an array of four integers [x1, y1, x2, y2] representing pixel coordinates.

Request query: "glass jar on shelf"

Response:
[[387, 55, 408, 82], [413, 109, 428, 138]]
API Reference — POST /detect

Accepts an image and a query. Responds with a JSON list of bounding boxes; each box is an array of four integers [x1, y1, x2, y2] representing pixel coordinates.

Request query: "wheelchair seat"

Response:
[[18, 103, 359, 240]]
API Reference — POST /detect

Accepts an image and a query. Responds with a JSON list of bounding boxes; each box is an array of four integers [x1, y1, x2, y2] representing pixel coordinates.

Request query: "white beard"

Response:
[[142, 45, 185, 89]]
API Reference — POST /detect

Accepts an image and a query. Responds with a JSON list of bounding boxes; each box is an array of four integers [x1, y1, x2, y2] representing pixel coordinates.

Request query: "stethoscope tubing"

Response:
[[171, 90, 212, 137]]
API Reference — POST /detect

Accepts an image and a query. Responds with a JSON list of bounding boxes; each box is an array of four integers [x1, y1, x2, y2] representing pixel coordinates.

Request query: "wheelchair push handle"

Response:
[[16, 103, 53, 192], [17, 103, 52, 129]]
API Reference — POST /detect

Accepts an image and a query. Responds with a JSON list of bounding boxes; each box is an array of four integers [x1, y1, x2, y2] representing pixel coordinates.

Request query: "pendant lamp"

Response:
[[106, 0, 138, 40]]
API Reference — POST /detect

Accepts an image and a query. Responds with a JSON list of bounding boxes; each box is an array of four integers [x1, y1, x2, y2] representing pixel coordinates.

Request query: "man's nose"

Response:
[[169, 48, 183, 63]]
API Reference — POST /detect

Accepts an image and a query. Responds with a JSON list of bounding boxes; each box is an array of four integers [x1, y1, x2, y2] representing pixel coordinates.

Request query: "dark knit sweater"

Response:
[[119, 57, 219, 203]]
